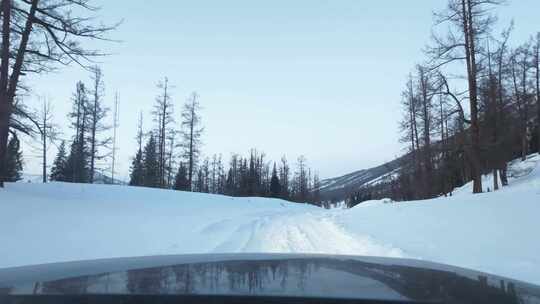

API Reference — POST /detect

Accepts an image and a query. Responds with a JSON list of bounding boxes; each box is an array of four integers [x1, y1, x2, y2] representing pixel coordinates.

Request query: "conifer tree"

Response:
[[142, 134, 159, 188], [65, 82, 90, 183], [65, 139, 90, 183], [270, 162, 281, 198], [50, 141, 68, 182], [173, 162, 190, 191], [4, 135, 23, 182], [129, 148, 144, 186], [129, 112, 145, 187]]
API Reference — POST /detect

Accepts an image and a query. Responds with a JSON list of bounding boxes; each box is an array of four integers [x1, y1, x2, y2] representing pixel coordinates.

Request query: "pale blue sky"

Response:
[[23, 1, 539, 180]]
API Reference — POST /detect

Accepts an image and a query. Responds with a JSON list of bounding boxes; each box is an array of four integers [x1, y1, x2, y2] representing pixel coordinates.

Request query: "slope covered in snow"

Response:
[[336, 154, 540, 285], [1, 154, 539, 285], [317, 157, 402, 201]]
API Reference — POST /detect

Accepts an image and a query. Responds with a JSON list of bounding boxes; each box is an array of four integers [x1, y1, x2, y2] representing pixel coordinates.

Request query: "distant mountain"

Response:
[[318, 157, 403, 202], [93, 171, 127, 185]]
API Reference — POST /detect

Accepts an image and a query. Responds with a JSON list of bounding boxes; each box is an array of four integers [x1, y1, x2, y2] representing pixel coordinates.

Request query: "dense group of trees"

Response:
[[346, 0, 540, 207], [48, 67, 111, 183], [124, 82, 322, 205], [184, 151, 321, 204]]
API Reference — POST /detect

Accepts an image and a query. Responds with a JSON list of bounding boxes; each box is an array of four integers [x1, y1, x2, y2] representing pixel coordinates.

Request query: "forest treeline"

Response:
[[43, 75, 323, 204], [347, 0, 540, 207]]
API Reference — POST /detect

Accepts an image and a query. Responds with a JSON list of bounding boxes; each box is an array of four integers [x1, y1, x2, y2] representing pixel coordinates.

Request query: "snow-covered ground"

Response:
[[1, 154, 539, 285]]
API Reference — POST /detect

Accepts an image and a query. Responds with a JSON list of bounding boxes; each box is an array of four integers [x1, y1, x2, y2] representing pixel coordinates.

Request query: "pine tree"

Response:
[[173, 162, 190, 191], [65, 82, 90, 183], [50, 141, 68, 182], [129, 112, 145, 187], [269, 162, 281, 198], [4, 135, 23, 182], [142, 134, 160, 188], [195, 168, 205, 192], [65, 137, 90, 183], [129, 148, 144, 186], [279, 156, 290, 199]]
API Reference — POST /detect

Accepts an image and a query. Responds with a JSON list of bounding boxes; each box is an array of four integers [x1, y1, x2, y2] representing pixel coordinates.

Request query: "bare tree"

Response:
[[40, 98, 55, 182], [534, 33, 540, 153], [88, 66, 111, 182], [153, 77, 174, 187], [165, 130, 177, 187], [428, 0, 504, 193], [180, 92, 203, 191], [0, 0, 117, 187], [111, 91, 120, 183], [509, 43, 533, 161], [416, 65, 437, 196], [30, 97, 59, 183], [494, 25, 513, 186]]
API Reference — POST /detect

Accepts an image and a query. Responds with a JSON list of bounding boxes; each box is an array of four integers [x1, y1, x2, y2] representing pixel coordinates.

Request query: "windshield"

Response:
[[0, 0, 538, 290]]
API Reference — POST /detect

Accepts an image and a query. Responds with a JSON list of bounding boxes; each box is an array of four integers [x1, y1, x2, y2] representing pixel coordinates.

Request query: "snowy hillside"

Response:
[[318, 157, 402, 201], [1, 154, 539, 285]]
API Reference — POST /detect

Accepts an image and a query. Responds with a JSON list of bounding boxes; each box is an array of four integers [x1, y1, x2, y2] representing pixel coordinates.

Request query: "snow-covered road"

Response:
[[1, 154, 539, 285], [205, 210, 405, 257]]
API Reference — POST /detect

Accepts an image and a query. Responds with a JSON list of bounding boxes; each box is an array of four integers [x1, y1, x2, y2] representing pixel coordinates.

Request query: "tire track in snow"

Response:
[[210, 210, 406, 258]]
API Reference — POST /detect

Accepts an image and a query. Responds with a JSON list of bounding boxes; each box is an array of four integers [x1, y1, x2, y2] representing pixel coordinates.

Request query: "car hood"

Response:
[[0, 253, 539, 303]]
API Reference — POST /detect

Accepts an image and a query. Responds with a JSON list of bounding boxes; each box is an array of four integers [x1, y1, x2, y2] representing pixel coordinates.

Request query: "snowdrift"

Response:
[[1, 154, 539, 285], [339, 153, 540, 284]]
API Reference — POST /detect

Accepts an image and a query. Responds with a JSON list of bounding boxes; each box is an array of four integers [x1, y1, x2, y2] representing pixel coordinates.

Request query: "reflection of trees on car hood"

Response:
[[2, 255, 537, 304]]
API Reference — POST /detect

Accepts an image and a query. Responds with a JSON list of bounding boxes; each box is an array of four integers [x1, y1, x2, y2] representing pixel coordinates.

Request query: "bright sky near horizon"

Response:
[[21, 0, 540, 180]]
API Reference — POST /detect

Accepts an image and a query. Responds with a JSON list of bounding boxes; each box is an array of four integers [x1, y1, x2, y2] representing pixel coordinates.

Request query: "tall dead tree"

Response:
[[535, 33, 540, 153], [180, 92, 203, 191], [494, 26, 512, 186], [416, 65, 436, 196], [153, 77, 174, 187], [111, 91, 119, 183], [510, 44, 533, 161], [0, 0, 117, 187], [88, 66, 111, 182], [428, 0, 503, 193], [38, 98, 57, 183]]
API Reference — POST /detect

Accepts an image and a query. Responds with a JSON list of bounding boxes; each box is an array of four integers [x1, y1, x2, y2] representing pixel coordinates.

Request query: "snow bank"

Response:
[[0, 183, 318, 267], [1, 153, 539, 285], [452, 153, 540, 196], [338, 153, 540, 284]]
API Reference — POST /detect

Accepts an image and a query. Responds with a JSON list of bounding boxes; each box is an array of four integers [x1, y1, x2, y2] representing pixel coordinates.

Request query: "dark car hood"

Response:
[[0, 254, 539, 303]]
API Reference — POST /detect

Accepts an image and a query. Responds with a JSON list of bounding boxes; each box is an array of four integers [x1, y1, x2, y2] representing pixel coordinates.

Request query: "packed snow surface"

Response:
[[1, 154, 539, 285]]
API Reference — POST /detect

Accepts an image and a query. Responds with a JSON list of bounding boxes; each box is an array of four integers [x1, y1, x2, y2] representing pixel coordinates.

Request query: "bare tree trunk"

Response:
[[166, 134, 174, 187], [462, 0, 482, 193], [111, 92, 119, 183], [0, 0, 11, 187], [535, 34, 540, 153], [522, 133, 528, 161], [0, 0, 38, 187], [418, 66, 433, 197], [159, 79, 169, 187], [42, 102, 47, 183], [500, 163, 508, 186], [89, 96, 98, 183], [493, 169, 499, 191], [188, 105, 194, 191]]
